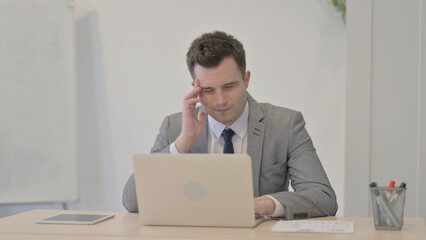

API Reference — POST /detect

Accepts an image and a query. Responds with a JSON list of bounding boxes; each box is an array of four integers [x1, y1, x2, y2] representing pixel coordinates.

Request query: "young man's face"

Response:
[[193, 57, 250, 126]]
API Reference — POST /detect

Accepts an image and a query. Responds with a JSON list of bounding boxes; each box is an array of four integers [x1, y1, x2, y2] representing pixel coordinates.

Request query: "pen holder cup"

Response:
[[370, 187, 406, 230]]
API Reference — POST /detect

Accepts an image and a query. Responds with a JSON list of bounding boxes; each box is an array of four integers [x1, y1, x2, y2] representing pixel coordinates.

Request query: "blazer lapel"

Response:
[[247, 94, 265, 197]]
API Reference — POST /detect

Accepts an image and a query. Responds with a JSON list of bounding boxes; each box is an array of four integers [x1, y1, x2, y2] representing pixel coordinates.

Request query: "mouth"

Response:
[[214, 107, 231, 114]]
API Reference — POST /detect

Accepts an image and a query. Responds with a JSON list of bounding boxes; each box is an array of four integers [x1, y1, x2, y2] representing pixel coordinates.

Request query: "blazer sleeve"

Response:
[[122, 116, 173, 212], [269, 112, 338, 219], [151, 116, 173, 153], [122, 173, 138, 212]]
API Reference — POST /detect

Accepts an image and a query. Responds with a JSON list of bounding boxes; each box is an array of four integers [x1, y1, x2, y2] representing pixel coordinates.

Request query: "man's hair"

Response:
[[186, 31, 246, 80]]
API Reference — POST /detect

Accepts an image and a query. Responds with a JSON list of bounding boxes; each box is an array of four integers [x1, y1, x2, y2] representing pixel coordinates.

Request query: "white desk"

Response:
[[0, 209, 425, 240]]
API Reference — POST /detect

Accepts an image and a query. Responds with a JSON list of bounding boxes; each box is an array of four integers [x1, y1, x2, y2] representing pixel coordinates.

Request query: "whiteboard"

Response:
[[0, 0, 78, 204]]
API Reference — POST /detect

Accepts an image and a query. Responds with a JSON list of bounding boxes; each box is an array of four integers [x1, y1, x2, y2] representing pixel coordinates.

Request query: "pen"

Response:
[[389, 182, 407, 206], [370, 182, 381, 226], [387, 180, 395, 199]]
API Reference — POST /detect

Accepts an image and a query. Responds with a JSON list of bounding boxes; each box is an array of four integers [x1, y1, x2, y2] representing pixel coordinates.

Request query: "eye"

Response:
[[201, 88, 214, 94], [223, 83, 237, 90]]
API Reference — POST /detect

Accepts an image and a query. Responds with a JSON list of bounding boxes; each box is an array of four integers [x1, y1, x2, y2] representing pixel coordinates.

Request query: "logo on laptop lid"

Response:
[[183, 181, 206, 202]]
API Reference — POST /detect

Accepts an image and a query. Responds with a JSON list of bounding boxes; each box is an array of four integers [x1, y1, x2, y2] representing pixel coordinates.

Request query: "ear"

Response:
[[244, 71, 251, 88]]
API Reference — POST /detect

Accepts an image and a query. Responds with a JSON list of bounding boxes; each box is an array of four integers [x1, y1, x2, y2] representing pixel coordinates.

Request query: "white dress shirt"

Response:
[[207, 101, 249, 154], [170, 102, 285, 217]]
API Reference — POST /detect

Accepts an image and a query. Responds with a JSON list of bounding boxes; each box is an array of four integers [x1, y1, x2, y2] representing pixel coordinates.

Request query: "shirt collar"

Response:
[[208, 101, 249, 140]]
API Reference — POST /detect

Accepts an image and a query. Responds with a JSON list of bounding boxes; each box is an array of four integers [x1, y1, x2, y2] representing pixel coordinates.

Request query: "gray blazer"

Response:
[[122, 94, 337, 220]]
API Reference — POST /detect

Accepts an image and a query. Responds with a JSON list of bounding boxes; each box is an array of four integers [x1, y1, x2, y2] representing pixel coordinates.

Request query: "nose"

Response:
[[215, 90, 227, 106]]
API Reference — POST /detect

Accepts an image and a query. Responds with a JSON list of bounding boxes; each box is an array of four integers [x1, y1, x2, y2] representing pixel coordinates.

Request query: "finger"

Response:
[[183, 98, 201, 111], [192, 79, 199, 88], [197, 111, 206, 123], [184, 98, 201, 105], [184, 85, 201, 100], [190, 79, 201, 96]]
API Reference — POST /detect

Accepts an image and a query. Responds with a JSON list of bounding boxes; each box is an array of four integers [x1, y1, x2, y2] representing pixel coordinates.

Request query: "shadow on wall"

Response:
[[68, 10, 118, 211]]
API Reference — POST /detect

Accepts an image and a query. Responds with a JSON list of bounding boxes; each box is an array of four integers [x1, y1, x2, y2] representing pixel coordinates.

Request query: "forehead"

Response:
[[194, 57, 243, 87]]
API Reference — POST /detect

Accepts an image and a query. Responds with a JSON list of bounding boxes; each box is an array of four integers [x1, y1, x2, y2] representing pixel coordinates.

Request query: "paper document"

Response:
[[271, 220, 354, 233]]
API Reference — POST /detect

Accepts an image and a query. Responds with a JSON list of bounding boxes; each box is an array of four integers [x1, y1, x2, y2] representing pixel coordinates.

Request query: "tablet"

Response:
[[36, 213, 114, 225]]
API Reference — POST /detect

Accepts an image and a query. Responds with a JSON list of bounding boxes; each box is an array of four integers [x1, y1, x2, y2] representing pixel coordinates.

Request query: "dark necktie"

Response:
[[222, 128, 235, 154]]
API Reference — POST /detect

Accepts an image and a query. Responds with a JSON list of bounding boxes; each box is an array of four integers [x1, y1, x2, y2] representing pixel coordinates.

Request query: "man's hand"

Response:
[[254, 196, 276, 216], [174, 79, 206, 153]]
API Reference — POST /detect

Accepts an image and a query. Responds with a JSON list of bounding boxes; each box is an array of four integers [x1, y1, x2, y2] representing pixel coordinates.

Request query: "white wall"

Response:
[[345, 0, 426, 218], [0, 0, 346, 217], [344, 0, 373, 217]]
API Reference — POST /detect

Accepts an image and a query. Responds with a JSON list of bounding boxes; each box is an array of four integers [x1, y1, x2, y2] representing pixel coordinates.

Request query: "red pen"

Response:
[[387, 180, 395, 199]]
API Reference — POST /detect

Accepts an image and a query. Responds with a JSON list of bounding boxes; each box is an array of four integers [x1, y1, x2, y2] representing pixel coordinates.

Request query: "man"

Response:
[[123, 31, 337, 219]]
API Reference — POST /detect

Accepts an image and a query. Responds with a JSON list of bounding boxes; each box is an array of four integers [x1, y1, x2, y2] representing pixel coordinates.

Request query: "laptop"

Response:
[[133, 154, 266, 228]]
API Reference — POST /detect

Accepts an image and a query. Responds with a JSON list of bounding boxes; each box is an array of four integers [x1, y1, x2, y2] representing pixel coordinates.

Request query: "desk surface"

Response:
[[0, 210, 424, 240]]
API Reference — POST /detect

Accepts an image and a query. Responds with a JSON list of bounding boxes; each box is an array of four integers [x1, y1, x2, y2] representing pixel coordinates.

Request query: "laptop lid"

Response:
[[133, 154, 262, 227]]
